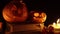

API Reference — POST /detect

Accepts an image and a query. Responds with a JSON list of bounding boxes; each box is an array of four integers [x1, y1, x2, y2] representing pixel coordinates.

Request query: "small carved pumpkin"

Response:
[[31, 11, 47, 23]]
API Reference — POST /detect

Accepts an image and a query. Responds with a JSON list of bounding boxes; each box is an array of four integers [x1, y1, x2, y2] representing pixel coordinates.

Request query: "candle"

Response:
[[52, 19, 60, 29], [48, 18, 60, 33], [52, 22, 56, 27]]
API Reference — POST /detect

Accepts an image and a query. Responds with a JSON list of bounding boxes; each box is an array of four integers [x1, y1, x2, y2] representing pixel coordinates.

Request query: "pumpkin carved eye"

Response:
[[40, 13, 46, 18], [34, 13, 39, 17]]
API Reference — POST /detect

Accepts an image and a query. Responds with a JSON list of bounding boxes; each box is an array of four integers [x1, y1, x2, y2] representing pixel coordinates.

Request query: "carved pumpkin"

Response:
[[2, 1, 28, 23], [31, 11, 47, 23]]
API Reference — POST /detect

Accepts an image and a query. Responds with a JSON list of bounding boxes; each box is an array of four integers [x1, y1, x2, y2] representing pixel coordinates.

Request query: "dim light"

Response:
[[34, 13, 39, 17]]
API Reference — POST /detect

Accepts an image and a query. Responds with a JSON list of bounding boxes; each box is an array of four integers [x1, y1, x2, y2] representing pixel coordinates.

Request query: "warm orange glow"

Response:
[[33, 12, 47, 23], [34, 13, 39, 17], [2, 1, 28, 22]]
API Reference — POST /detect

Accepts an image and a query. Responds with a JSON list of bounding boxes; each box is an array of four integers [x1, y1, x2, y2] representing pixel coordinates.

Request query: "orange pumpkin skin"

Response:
[[0, 22, 2, 29], [2, 1, 28, 23]]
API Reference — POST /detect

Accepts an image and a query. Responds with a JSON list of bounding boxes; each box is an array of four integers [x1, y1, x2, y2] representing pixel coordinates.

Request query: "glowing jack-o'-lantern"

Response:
[[33, 11, 47, 23], [2, 0, 28, 23]]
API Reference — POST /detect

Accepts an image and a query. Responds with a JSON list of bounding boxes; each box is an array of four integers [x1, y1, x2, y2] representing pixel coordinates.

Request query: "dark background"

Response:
[[0, 0, 60, 26]]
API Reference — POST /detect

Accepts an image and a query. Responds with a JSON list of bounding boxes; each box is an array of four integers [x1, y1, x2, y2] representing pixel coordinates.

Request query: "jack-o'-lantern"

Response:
[[2, 0, 28, 23], [31, 11, 47, 23]]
